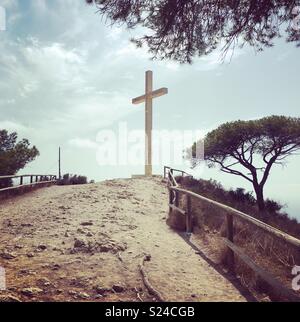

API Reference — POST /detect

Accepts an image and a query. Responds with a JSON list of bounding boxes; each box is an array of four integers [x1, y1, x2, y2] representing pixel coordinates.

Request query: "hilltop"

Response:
[[0, 177, 247, 302]]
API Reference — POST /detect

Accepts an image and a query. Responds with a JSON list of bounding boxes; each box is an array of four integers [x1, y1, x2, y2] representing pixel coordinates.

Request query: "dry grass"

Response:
[[167, 176, 300, 302]]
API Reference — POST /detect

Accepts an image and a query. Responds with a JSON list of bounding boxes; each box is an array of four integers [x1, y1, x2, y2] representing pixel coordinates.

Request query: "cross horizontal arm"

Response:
[[132, 94, 146, 105], [151, 87, 168, 99], [132, 87, 168, 105]]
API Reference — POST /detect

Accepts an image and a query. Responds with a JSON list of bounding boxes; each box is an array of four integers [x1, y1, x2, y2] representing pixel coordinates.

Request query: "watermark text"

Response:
[[0, 6, 6, 31], [292, 265, 300, 291], [95, 122, 204, 167], [0, 267, 6, 291]]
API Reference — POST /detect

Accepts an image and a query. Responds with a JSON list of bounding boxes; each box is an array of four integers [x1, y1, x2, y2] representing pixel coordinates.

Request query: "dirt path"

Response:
[[0, 177, 247, 302]]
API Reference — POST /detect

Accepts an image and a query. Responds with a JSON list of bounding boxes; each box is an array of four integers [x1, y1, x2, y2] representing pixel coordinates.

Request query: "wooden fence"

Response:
[[0, 174, 57, 193], [164, 166, 300, 301]]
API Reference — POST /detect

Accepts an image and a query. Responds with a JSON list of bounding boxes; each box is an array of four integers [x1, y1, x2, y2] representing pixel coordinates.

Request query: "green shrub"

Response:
[[57, 174, 89, 186], [179, 176, 300, 238]]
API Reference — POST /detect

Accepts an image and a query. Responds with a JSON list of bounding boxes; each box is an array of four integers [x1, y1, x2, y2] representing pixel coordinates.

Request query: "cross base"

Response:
[[131, 175, 162, 179]]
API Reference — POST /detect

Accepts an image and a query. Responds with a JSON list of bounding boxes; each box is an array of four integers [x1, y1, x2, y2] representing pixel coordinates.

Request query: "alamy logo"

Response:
[[292, 266, 300, 291], [292, 6, 300, 31], [0, 6, 6, 31], [0, 267, 6, 291]]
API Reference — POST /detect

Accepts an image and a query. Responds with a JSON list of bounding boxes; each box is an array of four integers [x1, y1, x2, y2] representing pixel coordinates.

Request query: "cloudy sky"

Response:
[[0, 0, 299, 218]]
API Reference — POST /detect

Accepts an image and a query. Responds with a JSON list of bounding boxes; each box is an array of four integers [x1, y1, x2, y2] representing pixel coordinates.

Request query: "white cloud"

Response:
[[0, 98, 15, 105], [109, 41, 150, 61], [0, 0, 19, 29], [0, 37, 93, 115], [0, 120, 30, 133], [0, 0, 18, 9], [106, 26, 123, 41], [195, 46, 245, 71], [30, 0, 48, 13]]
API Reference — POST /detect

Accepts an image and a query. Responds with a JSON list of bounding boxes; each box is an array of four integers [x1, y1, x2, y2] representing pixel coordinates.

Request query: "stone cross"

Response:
[[132, 71, 168, 176]]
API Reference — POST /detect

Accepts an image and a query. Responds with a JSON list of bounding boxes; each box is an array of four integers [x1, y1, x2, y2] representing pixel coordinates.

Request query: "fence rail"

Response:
[[163, 166, 193, 181], [0, 174, 57, 193], [164, 166, 300, 302]]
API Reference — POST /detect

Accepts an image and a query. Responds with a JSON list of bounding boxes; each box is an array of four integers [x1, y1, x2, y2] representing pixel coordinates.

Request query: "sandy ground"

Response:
[[0, 177, 247, 302]]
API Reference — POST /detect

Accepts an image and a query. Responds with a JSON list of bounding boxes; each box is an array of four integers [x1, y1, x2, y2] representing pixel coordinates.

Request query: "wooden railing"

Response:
[[0, 174, 57, 193], [164, 166, 300, 302], [163, 166, 193, 183]]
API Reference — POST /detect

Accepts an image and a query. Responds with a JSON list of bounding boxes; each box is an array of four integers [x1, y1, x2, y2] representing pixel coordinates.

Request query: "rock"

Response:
[[18, 269, 36, 276], [21, 287, 43, 297], [86, 232, 93, 237], [112, 284, 126, 293], [0, 252, 17, 260], [37, 245, 47, 251], [3, 219, 12, 227], [99, 245, 110, 253], [74, 239, 86, 248], [0, 295, 22, 302], [21, 223, 33, 227], [68, 290, 77, 296], [37, 278, 51, 287], [144, 254, 151, 262], [94, 294, 103, 299], [65, 232, 70, 237], [7, 287, 17, 292], [81, 222, 93, 226], [27, 253, 34, 258], [94, 286, 111, 295], [78, 292, 90, 299], [131, 287, 143, 294], [59, 205, 70, 210], [51, 264, 61, 271], [70, 277, 91, 288]]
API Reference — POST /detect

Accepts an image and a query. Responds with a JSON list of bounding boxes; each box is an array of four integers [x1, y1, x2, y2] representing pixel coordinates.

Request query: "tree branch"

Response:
[[208, 157, 253, 183]]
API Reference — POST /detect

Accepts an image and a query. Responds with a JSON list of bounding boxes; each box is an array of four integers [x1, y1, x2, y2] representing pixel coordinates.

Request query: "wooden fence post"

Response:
[[20, 176, 23, 186], [169, 188, 173, 214], [186, 195, 192, 234], [30, 176, 33, 184], [226, 213, 235, 274], [175, 191, 179, 207]]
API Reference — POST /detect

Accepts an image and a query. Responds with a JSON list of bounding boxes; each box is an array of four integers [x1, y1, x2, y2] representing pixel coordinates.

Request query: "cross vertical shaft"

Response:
[[145, 71, 153, 176]]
